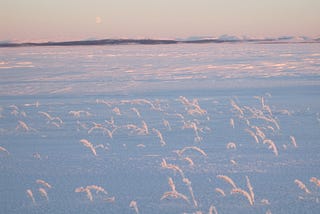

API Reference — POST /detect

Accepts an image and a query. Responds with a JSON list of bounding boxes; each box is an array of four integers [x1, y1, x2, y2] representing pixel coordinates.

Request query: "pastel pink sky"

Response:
[[1, 0, 320, 42]]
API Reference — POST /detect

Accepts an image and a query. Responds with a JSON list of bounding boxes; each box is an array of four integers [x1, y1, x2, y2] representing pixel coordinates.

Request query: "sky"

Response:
[[1, 0, 320, 42]]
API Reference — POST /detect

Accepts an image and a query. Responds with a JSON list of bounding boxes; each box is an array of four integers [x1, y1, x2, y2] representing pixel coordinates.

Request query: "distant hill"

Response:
[[0, 37, 319, 48]]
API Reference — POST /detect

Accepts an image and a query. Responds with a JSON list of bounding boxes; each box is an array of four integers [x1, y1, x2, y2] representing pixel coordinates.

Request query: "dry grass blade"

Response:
[[290, 136, 298, 148], [122, 99, 159, 110], [96, 99, 112, 107], [75, 186, 93, 201], [105, 117, 115, 126], [161, 159, 185, 178], [85, 189, 93, 201], [187, 106, 207, 116], [246, 176, 255, 204], [75, 187, 85, 193], [226, 142, 237, 150], [209, 204, 218, 214], [88, 122, 115, 138], [87, 185, 108, 195], [36, 179, 52, 189], [253, 126, 266, 141], [131, 108, 141, 118], [75, 185, 109, 202], [263, 104, 273, 116], [261, 199, 270, 205], [215, 188, 226, 197], [16, 120, 30, 131], [184, 157, 194, 167], [38, 111, 53, 120], [38, 111, 63, 125], [161, 191, 190, 204], [127, 121, 149, 135], [88, 146, 97, 156], [112, 107, 121, 115], [104, 128, 115, 139], [230, 118, 235, 128], [217, 175, 237, 189], [80, 139, 92, 147], [182, 121, 203, 142], [267, 125, 275, 133], [230, 99, 244, 116], [294, 179, 311, 194], [26, 189, 36, 204], [39, 188, 49, 201], [152, 128, 166, 146], [230, 159, 237, 165], [141, 121, 149, 135], [69, 110, 91, 118], [168, 177, 176, 192], [179, 96, 207, 116], [231, 188, 254, 206], [88, 122, 102, 134], [179, 96, 191, 106], [245, 129, 259, 143], [104, 196, 115, 203], [161, 177, 190, 204], [163, 119, 172, 131], [129, 200, 139, 214], [80, 139, 97, 156], [0, 146, 9, 155], [310, 177, 320, 187], [183, 178, 198, 208], [178, 146, 207, 157], [263, 139, 278, 156], [259, 115, 280, 130]]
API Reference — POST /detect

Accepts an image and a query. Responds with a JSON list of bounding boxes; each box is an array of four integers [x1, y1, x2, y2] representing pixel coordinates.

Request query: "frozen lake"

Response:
[[1, 43, 320, 213]]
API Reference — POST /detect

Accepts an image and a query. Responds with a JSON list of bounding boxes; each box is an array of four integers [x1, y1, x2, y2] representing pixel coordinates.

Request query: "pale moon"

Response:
[[95, 16, 102, 24]]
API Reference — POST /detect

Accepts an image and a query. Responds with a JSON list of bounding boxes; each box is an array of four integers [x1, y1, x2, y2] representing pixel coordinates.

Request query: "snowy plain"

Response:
[[0, 43, 320, 213]]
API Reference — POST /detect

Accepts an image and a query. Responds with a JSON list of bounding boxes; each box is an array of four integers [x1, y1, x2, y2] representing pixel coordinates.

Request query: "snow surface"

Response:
[[0, 43, 320, 213]]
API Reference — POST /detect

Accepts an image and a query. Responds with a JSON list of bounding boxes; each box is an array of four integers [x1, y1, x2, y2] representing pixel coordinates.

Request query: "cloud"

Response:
[[95, 16, 102, 24]]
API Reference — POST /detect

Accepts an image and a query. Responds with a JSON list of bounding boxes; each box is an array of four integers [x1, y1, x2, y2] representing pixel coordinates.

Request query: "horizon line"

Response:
[[1, 36, 319, 48]]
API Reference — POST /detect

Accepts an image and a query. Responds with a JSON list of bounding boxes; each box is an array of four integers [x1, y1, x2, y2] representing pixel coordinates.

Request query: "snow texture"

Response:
[[0, 43, 320, 213]]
